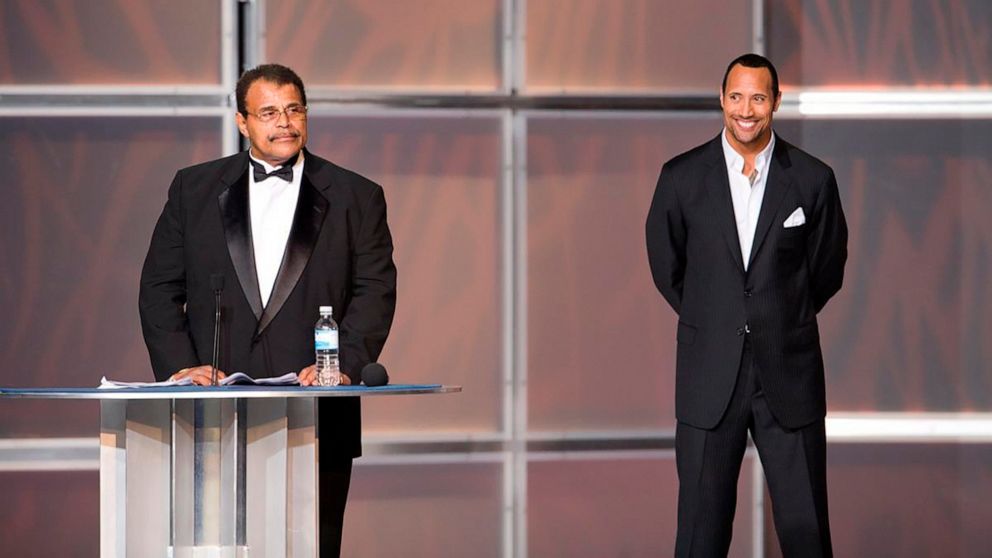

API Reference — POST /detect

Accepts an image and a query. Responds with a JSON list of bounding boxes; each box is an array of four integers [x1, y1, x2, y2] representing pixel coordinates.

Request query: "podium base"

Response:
[[101, 398, 318, 558], [171, 545, 251, 558]]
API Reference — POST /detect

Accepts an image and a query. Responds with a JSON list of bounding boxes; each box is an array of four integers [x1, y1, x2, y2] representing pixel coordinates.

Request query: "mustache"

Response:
[[268, 131, 301, 141]]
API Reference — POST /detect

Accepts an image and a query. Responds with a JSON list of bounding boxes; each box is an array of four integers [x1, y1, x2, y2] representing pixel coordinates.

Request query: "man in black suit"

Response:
[[646, 54, 846, 557], [139, 64, 396, 557]]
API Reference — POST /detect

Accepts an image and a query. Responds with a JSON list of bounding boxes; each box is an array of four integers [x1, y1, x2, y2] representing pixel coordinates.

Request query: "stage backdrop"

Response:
[[1, 1, 990, 556]]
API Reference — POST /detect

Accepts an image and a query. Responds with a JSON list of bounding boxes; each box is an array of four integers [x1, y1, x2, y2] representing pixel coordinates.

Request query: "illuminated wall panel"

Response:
[[529, 454, 756, 557], [767, 443, 992, 557], [343, 461, 503, 557], [308, 114, 504, 434], [526, 114, 720, 431], [776, 118, 992, 412], [526, 0, 754, 93], [0, 471, 99, 555], [265, 0, 503, 91], [768, 0, 992, 88], [0, 1, 223, 85], [0, 116, 223, 437]]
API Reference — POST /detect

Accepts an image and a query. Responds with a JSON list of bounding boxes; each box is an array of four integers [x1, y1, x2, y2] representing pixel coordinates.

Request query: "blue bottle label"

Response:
[[315, 330, 338, 350]]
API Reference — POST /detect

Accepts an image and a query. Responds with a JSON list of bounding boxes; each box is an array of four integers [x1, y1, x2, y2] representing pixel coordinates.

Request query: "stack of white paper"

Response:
[[98, 372, 299, 389]]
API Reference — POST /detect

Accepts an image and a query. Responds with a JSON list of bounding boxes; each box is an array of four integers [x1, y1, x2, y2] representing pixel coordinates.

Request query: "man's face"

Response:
[[236, 79, 307, 166], [720, 64, 780, 153]]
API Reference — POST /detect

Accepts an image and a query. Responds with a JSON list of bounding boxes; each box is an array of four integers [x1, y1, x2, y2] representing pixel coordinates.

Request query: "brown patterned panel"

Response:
[[0, 470, 99, 555], [343, 461, 502, 557], [768, 0, 992, 87], [527, 114, 722, 431], [307, 114, 503, 433], [776, 119, 992, 412], [265, 0, 502, 91], [0, 117, 223, 437], [529, 455, 755, 557], [764, 443, 992, 557], [526, 0, 753, 93], [0, 0, 222, 85]]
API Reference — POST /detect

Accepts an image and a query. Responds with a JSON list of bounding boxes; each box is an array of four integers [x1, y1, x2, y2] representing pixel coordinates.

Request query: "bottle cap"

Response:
[[319, 305, 333, 314]]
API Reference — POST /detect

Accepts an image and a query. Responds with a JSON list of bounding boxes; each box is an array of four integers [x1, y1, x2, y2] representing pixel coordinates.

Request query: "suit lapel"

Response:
[[747, 139, 793, 267], [703, 137, 746, 274], [218, 154, 264, 321], [255, 156, 329, 337]]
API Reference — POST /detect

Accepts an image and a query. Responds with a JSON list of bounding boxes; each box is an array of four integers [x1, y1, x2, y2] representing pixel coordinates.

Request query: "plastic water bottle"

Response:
[[314, 306, 340, 386]]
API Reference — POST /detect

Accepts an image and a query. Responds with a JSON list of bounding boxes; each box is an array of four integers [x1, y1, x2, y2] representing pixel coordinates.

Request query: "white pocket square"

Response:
[[783, 207, 806, 228]]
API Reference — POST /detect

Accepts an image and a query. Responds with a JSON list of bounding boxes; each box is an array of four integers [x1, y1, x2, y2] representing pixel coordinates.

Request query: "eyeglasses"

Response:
[[244, 104, 308, 123]]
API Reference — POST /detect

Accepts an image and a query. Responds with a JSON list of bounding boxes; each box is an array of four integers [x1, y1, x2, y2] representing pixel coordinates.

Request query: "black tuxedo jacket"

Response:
[[646, 134, 847, 430], [139, 149, 397, 457]]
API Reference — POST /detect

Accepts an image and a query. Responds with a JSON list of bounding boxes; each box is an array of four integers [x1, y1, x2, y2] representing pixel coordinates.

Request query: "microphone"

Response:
[[210, 274, 225, 386], [361, 363, 389, 387]]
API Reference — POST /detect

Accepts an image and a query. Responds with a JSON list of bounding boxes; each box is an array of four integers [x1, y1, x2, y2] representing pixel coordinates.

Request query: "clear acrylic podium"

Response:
[[0, 384, 458, 558]]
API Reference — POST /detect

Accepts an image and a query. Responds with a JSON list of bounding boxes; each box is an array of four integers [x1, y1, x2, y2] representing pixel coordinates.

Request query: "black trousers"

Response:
[[674, 341, 833, 557], [319, 457, 353, 558]]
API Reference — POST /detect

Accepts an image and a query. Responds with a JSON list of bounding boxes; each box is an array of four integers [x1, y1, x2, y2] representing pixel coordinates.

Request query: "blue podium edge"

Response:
[[0, 384, 460, 400]]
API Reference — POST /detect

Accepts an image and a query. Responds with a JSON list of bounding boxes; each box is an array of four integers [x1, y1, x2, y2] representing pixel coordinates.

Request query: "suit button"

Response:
[[744, 289, 752, 297], [736, 327, 745, 336]]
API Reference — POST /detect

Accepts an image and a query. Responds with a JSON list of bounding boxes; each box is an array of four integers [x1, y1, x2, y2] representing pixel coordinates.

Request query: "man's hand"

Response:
[[170, 365, 227, 386], [298, 364, 351, 387]]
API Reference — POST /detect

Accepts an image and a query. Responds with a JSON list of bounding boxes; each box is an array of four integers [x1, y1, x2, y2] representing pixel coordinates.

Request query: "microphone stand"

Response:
[[210, 274, 224, 386]]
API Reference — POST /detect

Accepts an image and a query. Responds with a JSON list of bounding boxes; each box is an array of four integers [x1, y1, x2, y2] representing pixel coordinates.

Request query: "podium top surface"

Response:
[[0, 384, 461, 400]]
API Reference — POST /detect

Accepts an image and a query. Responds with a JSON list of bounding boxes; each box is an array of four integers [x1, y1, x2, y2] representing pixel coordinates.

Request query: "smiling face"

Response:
[[236, 79, 307, 166], [720, 64, 781, 155]]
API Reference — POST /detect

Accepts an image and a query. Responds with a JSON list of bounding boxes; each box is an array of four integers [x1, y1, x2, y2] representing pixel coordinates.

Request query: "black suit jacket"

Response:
[[139, 148, 397, 457], [646, 134, 847, 430]]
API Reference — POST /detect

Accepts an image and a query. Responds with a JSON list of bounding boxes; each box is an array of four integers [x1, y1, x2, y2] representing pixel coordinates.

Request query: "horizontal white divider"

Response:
[[5, 413, 992, 471], [825, 412, 992, 442]]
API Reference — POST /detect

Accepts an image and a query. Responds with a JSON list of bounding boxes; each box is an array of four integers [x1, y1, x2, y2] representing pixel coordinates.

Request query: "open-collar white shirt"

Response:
[[721, 130, 776, 271]]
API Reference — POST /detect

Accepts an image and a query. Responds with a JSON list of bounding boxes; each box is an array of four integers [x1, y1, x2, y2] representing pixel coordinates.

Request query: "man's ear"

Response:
[[236, 113, 248, 137], [773, 92, 782, 112]]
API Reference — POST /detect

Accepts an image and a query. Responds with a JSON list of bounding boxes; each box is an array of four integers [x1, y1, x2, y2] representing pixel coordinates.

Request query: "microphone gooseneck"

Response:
[[210, 274, 225, 386]]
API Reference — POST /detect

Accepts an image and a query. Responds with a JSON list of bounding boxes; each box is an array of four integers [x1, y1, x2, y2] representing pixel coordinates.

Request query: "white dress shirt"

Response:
[[248, 152, 304, 307], [721, 130, 775, 271]]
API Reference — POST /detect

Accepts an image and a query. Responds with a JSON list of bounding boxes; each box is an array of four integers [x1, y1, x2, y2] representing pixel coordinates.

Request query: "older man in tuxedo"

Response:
[[646, 54, 847, 557], [139, 63, 397, 557]]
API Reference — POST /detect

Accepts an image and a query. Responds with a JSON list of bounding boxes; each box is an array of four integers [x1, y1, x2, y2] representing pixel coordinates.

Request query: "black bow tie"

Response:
[[250, 158, 294, 182]]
